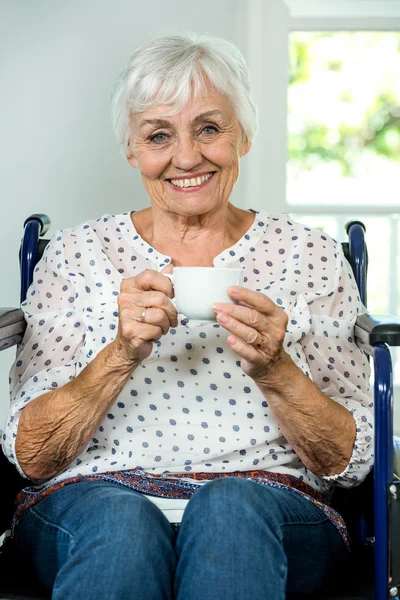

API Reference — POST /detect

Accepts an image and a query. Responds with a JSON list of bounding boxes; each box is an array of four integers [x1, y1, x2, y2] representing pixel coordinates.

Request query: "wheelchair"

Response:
[[1, 213, 400, 600]]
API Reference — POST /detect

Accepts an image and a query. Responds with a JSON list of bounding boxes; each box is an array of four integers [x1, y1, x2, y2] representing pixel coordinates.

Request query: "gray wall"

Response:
[[0, 0, 241, 428], [2, 0, 396, 436]]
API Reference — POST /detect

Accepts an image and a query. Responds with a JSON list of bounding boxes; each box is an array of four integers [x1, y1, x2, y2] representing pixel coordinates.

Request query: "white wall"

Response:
[[0, 0, 241, 428]]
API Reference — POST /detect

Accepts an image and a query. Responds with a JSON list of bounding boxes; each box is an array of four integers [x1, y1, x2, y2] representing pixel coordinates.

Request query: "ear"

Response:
[[127, 141, 139, 168], [127, 154, 139, 168], [240, 137, 251, 158]]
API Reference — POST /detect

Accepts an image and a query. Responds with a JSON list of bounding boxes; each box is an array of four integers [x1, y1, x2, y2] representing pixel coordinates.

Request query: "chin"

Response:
[[172, 194, 223, 213], [175, 203, 219, 218]]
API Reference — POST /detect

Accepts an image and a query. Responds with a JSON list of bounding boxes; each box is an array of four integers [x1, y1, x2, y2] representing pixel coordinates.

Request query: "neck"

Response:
[[131, 204, 253, 267]]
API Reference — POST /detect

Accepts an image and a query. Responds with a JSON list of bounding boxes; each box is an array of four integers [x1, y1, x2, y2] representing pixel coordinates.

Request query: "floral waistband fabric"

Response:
[[11, 468, 349, 550]]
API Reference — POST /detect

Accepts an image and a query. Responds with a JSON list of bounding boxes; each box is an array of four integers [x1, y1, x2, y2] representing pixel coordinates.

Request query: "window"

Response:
[[287, 30, 400, 382], [288, 32, 400, 209]]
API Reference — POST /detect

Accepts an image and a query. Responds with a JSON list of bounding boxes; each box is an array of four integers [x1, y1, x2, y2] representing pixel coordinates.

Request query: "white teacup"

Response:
[[165, 267, 244, 322]]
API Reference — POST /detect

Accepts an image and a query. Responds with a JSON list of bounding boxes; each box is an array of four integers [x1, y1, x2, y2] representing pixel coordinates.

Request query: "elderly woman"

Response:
[[2, 33, 372, 599]]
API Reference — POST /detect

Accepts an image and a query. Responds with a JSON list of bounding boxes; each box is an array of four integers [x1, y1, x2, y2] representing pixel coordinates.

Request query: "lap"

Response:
[[180, 476, 346, 552], [21, 479, 164, 525], [177, 477, 349, 597], [16, 476, 336, 539], [14, 477, 349, 599], [15, 480, 176, 592]]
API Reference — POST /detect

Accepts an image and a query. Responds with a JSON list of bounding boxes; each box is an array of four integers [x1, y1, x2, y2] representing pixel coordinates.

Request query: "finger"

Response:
[[121, 269, 174, 298], [119, 290, 178, 327], [161, 263, 173, 275], [216, 308, 287, 350], [118, 315, 164, 346], [135, 306, 173, 336], [227, 287, 280, 316], [225, 334, 262, 363], [213, 303, 264, 331], [215, 311, 261, 346], [216, 293, 288, 331]]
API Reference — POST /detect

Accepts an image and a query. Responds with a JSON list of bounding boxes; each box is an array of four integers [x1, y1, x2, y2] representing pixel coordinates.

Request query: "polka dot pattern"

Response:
[[2, 211, 373, 497]]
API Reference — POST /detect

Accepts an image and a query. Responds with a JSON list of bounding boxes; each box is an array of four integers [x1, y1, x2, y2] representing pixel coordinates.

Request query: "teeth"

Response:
[[170, 173, 213, 188]]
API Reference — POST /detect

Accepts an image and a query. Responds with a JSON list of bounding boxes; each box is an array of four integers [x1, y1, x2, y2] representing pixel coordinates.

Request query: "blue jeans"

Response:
[[14, 477, 349, 599]]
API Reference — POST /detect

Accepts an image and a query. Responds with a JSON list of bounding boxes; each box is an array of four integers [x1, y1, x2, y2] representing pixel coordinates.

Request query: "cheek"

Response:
[[138, 149, 170, 179], [205, 139, 240, 170]]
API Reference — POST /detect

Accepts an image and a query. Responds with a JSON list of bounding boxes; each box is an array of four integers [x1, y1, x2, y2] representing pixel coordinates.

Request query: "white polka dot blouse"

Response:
[[2, 210, 373, 498]]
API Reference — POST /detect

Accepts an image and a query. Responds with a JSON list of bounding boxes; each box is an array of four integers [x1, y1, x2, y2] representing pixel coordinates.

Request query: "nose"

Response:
[[171, 134, 203, 172]]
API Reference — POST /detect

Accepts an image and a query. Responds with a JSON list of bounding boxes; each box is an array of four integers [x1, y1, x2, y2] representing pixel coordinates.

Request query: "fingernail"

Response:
[[217, 312, 229, 323], [212, 303, 223, 312], [229, 286, 240, 294]]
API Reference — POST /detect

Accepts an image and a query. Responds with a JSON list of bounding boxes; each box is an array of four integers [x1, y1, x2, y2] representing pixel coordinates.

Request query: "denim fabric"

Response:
[[14, 477, 349, 599]]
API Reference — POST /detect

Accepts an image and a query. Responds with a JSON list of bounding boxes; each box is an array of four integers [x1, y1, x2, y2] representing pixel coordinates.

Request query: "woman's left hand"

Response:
[[212, 286, 290, 388]]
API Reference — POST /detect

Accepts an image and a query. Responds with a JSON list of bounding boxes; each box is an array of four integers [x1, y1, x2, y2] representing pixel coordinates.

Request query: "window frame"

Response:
[[287, 0, 400, 24]]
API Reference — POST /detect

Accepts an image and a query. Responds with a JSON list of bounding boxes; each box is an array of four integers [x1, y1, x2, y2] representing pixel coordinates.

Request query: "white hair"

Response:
[[111, 32, 258, 156]]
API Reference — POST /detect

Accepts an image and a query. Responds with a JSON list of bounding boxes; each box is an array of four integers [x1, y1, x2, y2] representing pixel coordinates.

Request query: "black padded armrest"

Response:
[[355, 313, 400, 347], [0, 308, 25, 351]]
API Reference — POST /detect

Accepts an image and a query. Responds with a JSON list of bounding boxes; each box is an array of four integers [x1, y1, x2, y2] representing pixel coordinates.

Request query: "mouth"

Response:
[[167, 172, 216, 192]]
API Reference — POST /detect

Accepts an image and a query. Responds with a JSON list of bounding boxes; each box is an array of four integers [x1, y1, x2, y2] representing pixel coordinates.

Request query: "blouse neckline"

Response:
[[118, 208, 269, 270]]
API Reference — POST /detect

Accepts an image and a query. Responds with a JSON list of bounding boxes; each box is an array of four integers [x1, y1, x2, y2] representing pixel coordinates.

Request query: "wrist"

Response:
[[255, 351, 300, 396], [104, 339, 139, 374]]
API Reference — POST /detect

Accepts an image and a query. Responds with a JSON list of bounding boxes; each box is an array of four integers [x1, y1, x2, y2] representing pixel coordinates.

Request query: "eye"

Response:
[[149, 132, 169, 144], [201, 125, 218, 135]]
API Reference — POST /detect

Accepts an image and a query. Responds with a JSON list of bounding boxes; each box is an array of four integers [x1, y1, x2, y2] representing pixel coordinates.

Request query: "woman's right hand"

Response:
[[112, 265, 177, 366]]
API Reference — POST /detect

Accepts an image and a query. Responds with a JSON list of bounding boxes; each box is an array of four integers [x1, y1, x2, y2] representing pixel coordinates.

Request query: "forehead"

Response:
[[132, 88, 236, 131]]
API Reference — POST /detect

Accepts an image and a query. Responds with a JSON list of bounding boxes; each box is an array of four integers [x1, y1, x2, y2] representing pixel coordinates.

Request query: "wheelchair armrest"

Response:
[[355, 313, 400, 347], [0, 308, 25, 351]]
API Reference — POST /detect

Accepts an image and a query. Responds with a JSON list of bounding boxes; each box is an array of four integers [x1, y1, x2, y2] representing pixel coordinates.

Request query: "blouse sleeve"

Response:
[[1, 230, 86, 479], [299, 241, 373, 488]]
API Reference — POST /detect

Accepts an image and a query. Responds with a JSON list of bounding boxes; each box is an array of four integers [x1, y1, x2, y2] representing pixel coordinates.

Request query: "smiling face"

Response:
[[128, 83, 250, 218]]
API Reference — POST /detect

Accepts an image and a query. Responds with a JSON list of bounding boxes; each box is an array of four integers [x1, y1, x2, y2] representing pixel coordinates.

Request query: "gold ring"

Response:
[[141, 309, 147, 323]]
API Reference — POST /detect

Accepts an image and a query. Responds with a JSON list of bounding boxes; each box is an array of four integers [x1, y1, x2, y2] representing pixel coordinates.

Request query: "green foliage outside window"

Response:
[[289, 32, 400, 177]]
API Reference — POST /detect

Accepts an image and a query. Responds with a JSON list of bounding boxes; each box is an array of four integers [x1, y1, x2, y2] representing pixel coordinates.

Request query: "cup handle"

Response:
[[163, 273, 177, 309], [164, 273, 175, 284]]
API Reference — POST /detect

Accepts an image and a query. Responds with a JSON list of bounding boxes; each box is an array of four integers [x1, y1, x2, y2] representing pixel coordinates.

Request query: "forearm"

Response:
[[15, 340, 137, 481], [258, 355, 356, 477]]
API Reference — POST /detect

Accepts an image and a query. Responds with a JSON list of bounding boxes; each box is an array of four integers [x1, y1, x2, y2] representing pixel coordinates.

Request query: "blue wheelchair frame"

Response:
[[5, 214, 400, 599], [347, 223, 396, 600]]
